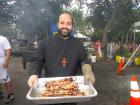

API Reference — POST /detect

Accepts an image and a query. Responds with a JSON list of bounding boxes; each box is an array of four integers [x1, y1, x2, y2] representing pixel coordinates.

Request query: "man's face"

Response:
[[57, 13, 73, 37]]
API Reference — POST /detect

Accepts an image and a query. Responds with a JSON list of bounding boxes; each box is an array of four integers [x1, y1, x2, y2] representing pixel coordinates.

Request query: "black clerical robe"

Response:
[[30, 35, 90, 77]]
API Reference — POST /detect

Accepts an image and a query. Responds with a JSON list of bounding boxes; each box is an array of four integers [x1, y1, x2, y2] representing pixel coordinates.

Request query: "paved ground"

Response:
[[0, 57, 140, 105]]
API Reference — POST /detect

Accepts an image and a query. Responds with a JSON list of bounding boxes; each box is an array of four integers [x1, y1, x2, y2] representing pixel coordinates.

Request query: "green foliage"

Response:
[[87, 0, 116, 29], [0, 0, 13, 24], [108, 0, 138, 40], [0, 24, 16, 37], [124, 50, 133, 58], [71, 9, 83, 30], [91, 28, 102, 40], [87, 0, 140, 41], [0, 0, 15, 37]]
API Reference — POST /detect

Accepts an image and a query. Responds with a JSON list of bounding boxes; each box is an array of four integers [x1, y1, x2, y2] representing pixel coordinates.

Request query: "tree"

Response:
[[0, 0, 13, 24], [87, 0, 119, 58], [0, 0, 15, 36], [87, 0, 140, 58]]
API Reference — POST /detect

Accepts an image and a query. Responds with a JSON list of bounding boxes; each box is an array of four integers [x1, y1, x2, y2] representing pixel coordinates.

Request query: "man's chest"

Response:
[[45, 39, 80, 65]]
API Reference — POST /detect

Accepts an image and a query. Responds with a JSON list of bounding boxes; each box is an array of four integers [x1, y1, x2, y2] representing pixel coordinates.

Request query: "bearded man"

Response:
[[27, 12, 95, 105]]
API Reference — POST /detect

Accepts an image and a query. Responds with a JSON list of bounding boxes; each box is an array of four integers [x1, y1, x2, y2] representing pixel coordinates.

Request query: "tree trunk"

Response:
[[125, 33, 128, 45], [121, 33, 124, 43], [102, 0, 119, 59]]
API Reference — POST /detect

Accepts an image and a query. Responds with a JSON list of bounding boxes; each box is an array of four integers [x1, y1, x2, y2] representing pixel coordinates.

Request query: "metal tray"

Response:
[[26, 76, 97, 104]]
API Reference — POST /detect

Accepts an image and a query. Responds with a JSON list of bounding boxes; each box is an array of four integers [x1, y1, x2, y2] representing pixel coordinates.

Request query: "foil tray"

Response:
[[26, 76, 97, 104]]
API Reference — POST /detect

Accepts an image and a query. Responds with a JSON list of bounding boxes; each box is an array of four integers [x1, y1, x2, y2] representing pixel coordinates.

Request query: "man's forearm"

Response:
[[5, 49, 11, 64], [30, 61, 43, 77]]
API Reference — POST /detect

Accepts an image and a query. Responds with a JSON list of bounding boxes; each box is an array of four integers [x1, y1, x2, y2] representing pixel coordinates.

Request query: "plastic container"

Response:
[[91, 56, 96, 63], [135, 58, 140, 66], [115, 55, 121, 63]]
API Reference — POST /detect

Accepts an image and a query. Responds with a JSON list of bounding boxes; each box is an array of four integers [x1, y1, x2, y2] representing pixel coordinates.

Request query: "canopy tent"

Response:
[[133, 21, 140, 32], [74, 32, 90, 40], [133, 21, 140, 47]]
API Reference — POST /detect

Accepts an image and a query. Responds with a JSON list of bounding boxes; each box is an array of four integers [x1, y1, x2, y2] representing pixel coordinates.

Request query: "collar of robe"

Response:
[[58, 34, 69, 40]]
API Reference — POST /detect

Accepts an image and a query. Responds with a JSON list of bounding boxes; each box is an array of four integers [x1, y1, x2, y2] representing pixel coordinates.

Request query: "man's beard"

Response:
[[57, 28, 72, 38]]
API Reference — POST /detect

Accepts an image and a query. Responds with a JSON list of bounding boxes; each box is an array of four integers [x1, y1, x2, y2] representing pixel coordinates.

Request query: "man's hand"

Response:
[[82, 64, 95, 85], [3, 61, 9, 69], [27, 75, 38, 88]]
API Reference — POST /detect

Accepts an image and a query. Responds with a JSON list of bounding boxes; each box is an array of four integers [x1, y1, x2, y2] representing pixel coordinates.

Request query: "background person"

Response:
[[0, 35, 15, 104]]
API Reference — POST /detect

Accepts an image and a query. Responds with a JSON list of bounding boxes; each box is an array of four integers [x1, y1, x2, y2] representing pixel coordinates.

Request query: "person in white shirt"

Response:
[[33, 40, 38, 48], [107, 42, 115, 61], [0, 35, 15, 104]]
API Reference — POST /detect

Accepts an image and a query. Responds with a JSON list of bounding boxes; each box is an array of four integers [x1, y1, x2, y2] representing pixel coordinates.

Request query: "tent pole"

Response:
[[122, 44, 140, 70], [133, 30, 136, 52]]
